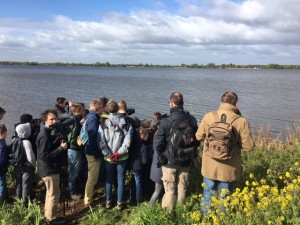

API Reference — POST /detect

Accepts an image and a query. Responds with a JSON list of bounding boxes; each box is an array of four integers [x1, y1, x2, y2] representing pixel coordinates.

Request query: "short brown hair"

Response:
[[153, 112, 162, 121], [71, 103, 84, 116], [0, 124, 7, 135], [89, 99, 101, 111], [105, 100, 119, 113], [221, 91, 238, 105], [41, 109, 58, 122], [170, 92, 184, 106]]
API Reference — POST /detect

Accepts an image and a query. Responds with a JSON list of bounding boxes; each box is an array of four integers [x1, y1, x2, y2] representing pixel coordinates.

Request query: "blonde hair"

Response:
[[118, 100, 127, 112]]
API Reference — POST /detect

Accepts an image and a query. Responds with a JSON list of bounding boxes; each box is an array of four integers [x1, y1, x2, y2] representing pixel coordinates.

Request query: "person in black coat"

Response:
[[36, 109, 68, 223]]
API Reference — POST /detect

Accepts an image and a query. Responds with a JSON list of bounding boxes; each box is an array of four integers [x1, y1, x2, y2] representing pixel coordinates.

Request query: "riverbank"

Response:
[[1, 61, 300, 69]]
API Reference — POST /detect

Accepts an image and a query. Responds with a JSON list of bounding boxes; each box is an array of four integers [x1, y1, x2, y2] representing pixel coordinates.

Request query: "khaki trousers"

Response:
[[42, 174, 60, 221], [161, 166, 190, 210], [84, 154, 101, 205]]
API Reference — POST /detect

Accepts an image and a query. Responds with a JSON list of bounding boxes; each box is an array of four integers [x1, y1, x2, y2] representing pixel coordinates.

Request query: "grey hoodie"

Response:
[[15, 123, 36, 168], [98, 113, 133, 161]]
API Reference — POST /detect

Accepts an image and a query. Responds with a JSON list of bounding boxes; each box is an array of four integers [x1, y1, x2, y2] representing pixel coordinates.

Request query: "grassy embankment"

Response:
[[1, 125, 300, 225]]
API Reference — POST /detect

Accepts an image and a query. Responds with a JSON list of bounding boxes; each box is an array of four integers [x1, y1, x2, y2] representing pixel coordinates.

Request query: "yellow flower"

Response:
[[245, 181, 250, 186], [249, 173, 254, 179], [201, 183, 206, 188], [286, 194, 292, 201], [252, 181, 258, 186], [295, 162, 299, 166], [285, 172, 291, 178], [267, 169, 271, 174], [279, 175, 283, 180]]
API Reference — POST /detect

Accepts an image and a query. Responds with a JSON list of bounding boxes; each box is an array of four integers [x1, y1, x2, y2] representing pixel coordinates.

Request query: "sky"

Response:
[[0, 0, 299, 65]]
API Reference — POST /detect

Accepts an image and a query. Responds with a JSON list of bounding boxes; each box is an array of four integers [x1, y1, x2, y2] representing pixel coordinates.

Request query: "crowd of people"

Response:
[[0, 91, 255, 225]]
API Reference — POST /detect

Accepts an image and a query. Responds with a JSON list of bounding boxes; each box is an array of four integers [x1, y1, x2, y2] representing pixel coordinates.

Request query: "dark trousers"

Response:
[[15, 165, 35, 204]]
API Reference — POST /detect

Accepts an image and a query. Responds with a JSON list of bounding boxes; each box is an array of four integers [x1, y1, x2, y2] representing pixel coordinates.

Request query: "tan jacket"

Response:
[[196, 103, 255, 182]]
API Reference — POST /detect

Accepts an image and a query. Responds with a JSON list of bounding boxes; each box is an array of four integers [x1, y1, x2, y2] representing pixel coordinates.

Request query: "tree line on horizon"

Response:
[[0, 61, 300, 69]]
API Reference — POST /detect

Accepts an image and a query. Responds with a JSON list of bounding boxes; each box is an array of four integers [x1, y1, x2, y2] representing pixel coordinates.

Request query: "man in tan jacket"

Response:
[[196, 91, 255, 213]]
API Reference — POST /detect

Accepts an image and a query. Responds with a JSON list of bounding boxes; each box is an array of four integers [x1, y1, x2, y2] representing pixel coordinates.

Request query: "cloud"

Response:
[[0, 0, 299, 64]]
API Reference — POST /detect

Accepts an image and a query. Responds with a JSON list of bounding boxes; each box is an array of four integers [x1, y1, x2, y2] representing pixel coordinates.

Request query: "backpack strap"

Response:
[[228, 114, 241, 125]]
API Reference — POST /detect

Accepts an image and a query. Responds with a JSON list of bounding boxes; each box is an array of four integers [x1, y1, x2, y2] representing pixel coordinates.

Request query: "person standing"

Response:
[[67, 103, 84, 200], [14, 123, 36, 206], [154, 92, 198, 210], [36, 109, 68, 224], [83, 100, 103, 207], [98, 100, 133, 211], [196, 91, 255, 213], [0, 124, 8, 204]]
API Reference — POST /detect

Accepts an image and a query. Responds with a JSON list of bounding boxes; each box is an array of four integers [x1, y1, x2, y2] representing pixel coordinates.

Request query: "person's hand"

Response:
[[157, 154, 168, 167], [69, 101, 73, 107], [108, 153, 121, 162], [60, 141, 68, 150]]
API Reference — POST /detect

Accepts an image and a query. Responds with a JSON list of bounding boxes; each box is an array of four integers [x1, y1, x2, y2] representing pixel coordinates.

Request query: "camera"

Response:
[[126, 108, 135, 115], [50, 117, 75, 143]]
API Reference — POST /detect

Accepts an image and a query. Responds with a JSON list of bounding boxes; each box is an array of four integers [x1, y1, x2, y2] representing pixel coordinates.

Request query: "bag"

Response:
[[205, 112, 240, 160], [166, 112, 197, 162], [8, 137, 28, 167], [77, 120, 88, 146]]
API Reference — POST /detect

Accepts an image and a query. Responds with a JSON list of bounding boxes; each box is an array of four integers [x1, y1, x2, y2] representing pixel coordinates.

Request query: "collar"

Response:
[[218, 103, 241, 115], [170, 105, 184, 113]]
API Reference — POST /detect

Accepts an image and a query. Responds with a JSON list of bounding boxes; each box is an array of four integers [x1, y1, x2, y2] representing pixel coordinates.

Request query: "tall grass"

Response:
[[0, 199, 46, 225]]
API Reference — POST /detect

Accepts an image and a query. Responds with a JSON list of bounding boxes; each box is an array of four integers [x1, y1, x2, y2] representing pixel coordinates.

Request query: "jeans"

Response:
[[130, 172, 143, 205], [0, 173, 7, 198], [15, 165, 35, 204], [105, 160, 127, 204], [149, 182, 163, 205], [202, 176, 235, 213], [68, 149, 82, 194]]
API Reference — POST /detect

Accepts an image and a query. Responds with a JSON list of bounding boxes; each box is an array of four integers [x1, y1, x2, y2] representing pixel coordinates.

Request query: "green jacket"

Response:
[[68, 115, 83, 150]]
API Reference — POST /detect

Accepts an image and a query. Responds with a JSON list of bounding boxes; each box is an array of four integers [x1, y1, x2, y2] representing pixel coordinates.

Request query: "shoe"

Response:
[[116, 203, 125, 211], [50, 217, 67, 225], [70, 194, 82, 201], [105, 201, 112, 210]]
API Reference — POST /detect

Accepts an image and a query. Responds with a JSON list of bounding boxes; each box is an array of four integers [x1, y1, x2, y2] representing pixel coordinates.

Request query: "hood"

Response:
[[106, 113, 125, 131], [16, 123, 31, 139]]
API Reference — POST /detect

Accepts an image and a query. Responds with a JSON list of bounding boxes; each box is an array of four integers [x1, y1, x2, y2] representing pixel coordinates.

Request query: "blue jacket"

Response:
[[0, 140, 8, 174], [84, 112, 101, 159]]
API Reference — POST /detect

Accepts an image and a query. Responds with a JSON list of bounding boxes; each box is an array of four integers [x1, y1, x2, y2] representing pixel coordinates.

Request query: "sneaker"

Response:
[[70, 194, 82, 201], [116, 203, 125, 211], [105, 201, 112, 210]]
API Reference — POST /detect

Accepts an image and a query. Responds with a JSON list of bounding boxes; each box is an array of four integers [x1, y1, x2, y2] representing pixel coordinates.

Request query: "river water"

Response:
[[0, 65, 299, 140]]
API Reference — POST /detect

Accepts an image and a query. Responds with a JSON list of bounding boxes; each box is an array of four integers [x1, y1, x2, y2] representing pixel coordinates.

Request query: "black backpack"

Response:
[[8, 137, 28, 167], [165, 112, 197, 162]]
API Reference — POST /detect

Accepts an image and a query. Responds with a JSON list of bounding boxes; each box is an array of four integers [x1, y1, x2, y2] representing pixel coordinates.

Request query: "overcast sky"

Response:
[[0, 0, 299, 65]]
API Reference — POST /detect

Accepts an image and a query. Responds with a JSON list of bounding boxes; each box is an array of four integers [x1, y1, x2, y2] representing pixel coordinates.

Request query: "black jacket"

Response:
[[129, 138, 152, 173], [153, 106, 198, 168], [36, 126, 64, 178]]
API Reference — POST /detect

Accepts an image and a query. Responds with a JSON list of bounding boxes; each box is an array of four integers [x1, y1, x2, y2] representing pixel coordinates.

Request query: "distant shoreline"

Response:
[[1, 61, 300, 70]]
